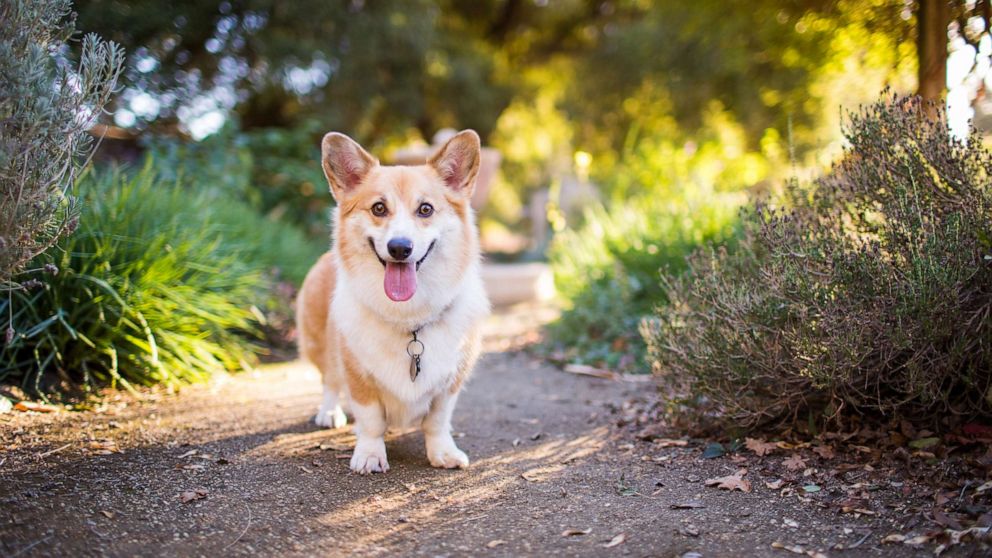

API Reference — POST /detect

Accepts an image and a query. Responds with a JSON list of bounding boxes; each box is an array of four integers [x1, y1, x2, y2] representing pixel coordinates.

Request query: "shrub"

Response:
[[0, 0, 123, 283], [0, 162, 322, 395], [646, 95, 992, 429]]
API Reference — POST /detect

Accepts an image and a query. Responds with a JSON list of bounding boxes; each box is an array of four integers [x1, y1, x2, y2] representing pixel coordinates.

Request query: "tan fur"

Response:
[[341, 340, 378, 406], [449, 329, 481, 395], [296, 252, 335, 379]]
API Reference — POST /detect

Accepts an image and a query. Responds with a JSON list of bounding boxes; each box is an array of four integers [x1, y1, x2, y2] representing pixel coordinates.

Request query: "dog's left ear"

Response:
[[429, 130, 481, 197]]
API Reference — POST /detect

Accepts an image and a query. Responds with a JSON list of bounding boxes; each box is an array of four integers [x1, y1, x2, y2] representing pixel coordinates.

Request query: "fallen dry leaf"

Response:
[[602, 533, 626, 548], [903, 534, 931, 546], [486, 540, 506, 548], [771, 541, 804, 554], [746, 437, 778, 457], [179, 489, 208, 503], [13, 401, 58, 413], [704, 468, 752, 493], [100, 510, 114, 519], [782, 454, 807, 471], [521, 470, 542, 482], [840, 506, 876, 516], [881, 534, 905, 544], [812, 445, 835, 459], [654, 438, 689, 448], [765, 479, 785, 490], [563, 363, 617, 380], [945, 526, 990, 545], [933, 510, 964, 531], [771, 542, 827, 558], [87, 440, 118, 455], [561, 528, 592, 536]]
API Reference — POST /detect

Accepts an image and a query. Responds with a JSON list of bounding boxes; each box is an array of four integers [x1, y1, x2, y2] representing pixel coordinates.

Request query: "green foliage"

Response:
[[546, 102, 756, 371], [0, 0, 123, 283], [646, 96, 992, 429], [235, 123, 330, 239], [1, 162, 322, 394], [146, 122, 332, 240], [547, 192, 744, 372]]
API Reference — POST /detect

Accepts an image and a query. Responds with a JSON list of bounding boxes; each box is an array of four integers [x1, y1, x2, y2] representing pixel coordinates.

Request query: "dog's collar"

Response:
[[367, 238, 437, 271]]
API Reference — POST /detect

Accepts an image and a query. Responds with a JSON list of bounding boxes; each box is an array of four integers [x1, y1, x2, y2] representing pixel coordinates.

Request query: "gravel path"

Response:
[[0, 308, 951, 557]]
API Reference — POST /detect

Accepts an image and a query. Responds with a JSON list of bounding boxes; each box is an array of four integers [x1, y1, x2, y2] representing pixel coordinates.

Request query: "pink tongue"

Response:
[[384, 261, 417, 302]]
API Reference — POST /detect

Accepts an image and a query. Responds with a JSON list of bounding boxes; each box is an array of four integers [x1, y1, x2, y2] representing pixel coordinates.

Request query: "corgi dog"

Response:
[[296, 130, 490, 474]]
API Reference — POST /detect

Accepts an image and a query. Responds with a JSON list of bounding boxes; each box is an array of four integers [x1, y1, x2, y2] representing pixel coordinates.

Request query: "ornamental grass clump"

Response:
[[1, 165, 271, 395], [646, 95, 992, 429]]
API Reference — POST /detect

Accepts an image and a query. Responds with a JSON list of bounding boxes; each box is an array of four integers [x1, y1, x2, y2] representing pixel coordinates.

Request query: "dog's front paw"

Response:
[[426, 436, 469, 469], [350, 439, 389, 474]]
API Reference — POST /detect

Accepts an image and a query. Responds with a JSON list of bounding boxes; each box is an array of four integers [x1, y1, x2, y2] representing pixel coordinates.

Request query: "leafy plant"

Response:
[[0, 0, 123, 283], [547, 193, 742, 372], [0, 162, 323, 394], [647, 95, 992, 429]]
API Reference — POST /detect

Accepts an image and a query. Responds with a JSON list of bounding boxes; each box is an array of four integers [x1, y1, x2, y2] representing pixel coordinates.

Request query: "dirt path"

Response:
[[0, 308, 958, 557]]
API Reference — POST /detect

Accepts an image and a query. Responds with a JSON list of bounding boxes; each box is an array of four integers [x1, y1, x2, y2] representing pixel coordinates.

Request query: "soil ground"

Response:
[[0, 305, 984, 557]]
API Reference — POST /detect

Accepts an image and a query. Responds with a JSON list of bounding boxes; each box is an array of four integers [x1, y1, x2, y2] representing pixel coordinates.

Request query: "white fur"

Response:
[[314, 389, 348, 429]]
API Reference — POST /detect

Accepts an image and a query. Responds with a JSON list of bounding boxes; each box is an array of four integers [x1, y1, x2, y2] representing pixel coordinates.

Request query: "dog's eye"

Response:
[[371, 202, 388, 217], [417, 203, 434, 218]]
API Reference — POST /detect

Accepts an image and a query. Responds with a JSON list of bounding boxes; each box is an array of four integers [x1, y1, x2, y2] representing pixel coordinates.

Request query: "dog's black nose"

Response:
[[387, 237, 414, 260]]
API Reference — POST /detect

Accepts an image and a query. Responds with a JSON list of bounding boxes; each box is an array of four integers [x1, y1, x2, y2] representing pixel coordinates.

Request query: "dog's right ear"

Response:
[[321, 132, 378, 200]]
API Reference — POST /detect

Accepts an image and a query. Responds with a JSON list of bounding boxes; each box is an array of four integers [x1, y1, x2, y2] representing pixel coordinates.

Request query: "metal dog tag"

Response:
[[407, 333, 424, 382]]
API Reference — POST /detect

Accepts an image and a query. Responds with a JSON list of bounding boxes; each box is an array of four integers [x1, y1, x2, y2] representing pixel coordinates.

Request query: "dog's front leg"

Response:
[[349, 401, 389, 474], [422, 392, 469, 469]]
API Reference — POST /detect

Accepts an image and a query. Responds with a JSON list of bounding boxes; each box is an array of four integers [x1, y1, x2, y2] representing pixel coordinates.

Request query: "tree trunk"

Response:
[[917, 0, 949, 101]]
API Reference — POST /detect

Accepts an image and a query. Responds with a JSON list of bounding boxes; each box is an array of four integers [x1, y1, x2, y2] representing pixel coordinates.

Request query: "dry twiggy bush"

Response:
[[0, 0, 123, 284], [645, 95, 992, 430]]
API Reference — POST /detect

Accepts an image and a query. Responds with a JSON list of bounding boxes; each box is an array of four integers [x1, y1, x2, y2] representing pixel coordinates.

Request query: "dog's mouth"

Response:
[[368, 238, 436, 302]]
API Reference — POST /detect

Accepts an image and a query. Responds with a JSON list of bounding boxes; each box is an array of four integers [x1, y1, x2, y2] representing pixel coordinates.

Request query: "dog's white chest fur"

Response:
[[333, 266, 487, 428]]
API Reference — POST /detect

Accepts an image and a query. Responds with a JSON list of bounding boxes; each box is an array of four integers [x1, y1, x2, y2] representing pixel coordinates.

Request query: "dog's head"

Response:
[[321, 130, 481, 305]]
